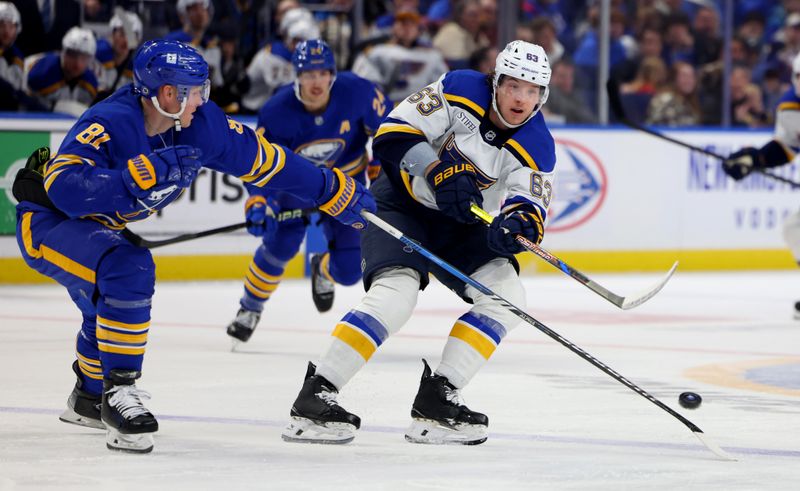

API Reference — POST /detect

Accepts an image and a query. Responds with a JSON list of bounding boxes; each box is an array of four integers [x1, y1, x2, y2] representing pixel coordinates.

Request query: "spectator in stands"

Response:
[[26, 26, 98, 116], [663, 12, 694, 65], [731, 64, 768, 128], [94, 9, 142, 100], [573, 8, 629, 110], [241, 7, 319, 113], [761, 66, 787, 118], [373, 0, 421, 34], [167, 0, 223, 89], [619, 55, 667, 124], [210, 19, 248, 113], [467, 44, 497, 73], [479, 0, 498, 46], [432, 0, 488, 69], [692, 6, 722, 66], [768, 12, 800, 83], [0, 1, 23, 110], [613, 26, 664, 84], [543, 58, 597, 124], [531, 16, 564, 65], [647, 61, 700, 126], [515, 20, 535, 44], [352, 8, 447, 102]]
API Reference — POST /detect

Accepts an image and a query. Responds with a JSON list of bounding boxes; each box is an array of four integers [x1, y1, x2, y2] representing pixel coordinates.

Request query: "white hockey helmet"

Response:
[[286, 19, 320, 41], [492, 40, 551, 128], [177, 0, 212, 16], [280, 7, 314, 35], [0, 1, 21, 34], [62, 27, 97, 57], [110, 9, 143, 46], [792, 52, 800, 96]]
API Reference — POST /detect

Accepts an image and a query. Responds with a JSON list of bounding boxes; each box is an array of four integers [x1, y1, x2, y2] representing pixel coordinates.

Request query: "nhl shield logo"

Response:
[[485, 130, 496, 142], [547, 138, 607, 232]]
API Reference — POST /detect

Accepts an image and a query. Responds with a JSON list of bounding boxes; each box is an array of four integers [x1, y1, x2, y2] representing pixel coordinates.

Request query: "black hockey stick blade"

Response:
[[363, 211, 735, 461], [470, 204, 677, 310], [122, 221, 247, 249], [605, 78, 800, 188]]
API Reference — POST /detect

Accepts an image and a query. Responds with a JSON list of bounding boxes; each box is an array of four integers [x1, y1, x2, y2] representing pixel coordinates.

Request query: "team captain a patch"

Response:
[[547, 138, 607, 232]]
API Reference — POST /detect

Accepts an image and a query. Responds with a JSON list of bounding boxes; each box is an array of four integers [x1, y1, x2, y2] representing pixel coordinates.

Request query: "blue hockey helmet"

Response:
[[133, 39, 210, 129], [292, 39, 336, 75]]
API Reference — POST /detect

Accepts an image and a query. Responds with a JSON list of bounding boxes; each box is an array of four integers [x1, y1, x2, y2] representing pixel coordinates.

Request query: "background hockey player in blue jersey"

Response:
[[282, 40, 556, 445], [13, 39, 375, 454], [225, 39, 388, 345], [723, 52, 800, 318]]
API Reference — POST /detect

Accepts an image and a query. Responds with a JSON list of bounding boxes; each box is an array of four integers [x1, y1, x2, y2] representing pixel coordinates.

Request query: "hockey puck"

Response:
[[679, 392, 702, 409]]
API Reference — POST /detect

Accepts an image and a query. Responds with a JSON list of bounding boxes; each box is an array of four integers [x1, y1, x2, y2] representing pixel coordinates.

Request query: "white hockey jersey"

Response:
[[242, 41, 295, 113], [373, 70, 556, 220], [351, 42, 448, 102], [774, 88, 800, 155]]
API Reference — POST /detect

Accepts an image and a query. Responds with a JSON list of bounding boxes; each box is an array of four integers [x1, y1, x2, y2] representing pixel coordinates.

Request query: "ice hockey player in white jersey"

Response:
[[723, 52, 800, 318], [282, 40, 556, 445], [352, 8, 447, 102], [241, 7, 319, 113]]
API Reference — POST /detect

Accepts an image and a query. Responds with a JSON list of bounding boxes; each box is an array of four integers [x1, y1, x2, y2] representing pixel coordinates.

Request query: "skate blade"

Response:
[[281, 416, 356, 444], [404, 418, 488, 445], [59, 408, 105, 430], [106, 428, 155, 453]]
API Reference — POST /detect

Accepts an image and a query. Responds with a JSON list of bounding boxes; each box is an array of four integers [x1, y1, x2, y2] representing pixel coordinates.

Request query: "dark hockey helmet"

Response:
[[292, 39, 336, 75]]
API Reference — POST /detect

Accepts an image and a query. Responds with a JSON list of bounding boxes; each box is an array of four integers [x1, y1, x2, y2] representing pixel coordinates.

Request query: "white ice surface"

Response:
[[1, 270, 799, 489]]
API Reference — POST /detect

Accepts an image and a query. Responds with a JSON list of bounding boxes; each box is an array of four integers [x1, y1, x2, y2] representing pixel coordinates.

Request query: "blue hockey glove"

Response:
[[487, 207, 545, 255], [244, 195, 278, 237], [723, 147, 760, 181], [425, 159, 483, 224], [122, 145, 203, 198], [316, 167, 376, 229]]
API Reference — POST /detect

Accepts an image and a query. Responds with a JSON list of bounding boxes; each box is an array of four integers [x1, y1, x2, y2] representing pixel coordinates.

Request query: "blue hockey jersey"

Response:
[[42, 85, 330, 229], [256, 72, 388, 184]]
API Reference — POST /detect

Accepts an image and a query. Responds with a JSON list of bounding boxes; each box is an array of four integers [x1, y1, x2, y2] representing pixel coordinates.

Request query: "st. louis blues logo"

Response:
[[296, 139, 346, 168], [547, 138, 606, 232]]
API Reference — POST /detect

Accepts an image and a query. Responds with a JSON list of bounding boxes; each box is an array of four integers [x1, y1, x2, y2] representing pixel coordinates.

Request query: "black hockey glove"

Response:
[[487, 207, 544, 255], [723, 147, 761, 181], [425, 159, 483, 224]]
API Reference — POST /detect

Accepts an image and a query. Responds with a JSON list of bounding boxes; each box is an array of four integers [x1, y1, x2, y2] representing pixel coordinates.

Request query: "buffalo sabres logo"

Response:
[[295, 139, 346, 168]]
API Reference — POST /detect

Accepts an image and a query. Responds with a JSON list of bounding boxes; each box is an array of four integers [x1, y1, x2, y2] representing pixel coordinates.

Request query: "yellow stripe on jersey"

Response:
[[443, 93, 486, 118], [400, 170, 418, 201], [449, 321, 497, 360], [505, 139, 539, 170], [778, 102, 800, 112], [97, 326, 149, 344], [332, 322, 378, 361], [96, 316, 150, 332], [374, 123, 425, 139], [248, 144, 286, 187], [20, 212, 42, 259], [40, 245, 96, 283], [36, 79, 66, 96], [98, 342, 146, 355], [339, 155, 367, 176]]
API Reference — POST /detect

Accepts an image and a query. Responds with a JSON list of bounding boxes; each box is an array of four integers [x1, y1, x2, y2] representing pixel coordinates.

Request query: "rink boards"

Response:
[[1, 117, 798, 283]]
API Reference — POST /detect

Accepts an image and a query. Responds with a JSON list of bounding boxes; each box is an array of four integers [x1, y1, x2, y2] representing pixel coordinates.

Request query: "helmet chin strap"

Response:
[[150, 95, 188, 131]]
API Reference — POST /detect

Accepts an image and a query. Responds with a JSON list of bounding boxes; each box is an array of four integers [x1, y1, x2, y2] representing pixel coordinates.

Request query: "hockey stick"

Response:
[[123, 208, 318, 249], [605, 78, 800, 189], [362, 210, 735, 461], [470, 204, 678, 310], [122, 222, 248, 249]]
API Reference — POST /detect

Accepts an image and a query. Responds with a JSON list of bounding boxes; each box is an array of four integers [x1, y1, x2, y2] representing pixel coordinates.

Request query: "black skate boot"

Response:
[[405, 359, 489, 445], [59, 361, 104, 430], [310, 253, 335, 313], [226, 308, 261, 346], [101, 369, 159, 453], [282, 362, 360, 444]]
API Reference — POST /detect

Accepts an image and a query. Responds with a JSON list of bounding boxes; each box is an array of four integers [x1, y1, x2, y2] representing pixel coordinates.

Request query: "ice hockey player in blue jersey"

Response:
[[723, 52, 800, 318], [13, 39, 375, 454], [282, 41, 556, 445], [225, 39, 388, 346]]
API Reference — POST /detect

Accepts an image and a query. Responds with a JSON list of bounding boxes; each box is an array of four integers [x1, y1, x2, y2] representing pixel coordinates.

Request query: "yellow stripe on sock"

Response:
[[98, 342, 146, 356], [244, 281, 273, 299], [96, 326, 148, 344], [332, 323, 377, 361], [449, 322, 496, 360], [96, 316, 150, 333], [246, 268, 280, 291]]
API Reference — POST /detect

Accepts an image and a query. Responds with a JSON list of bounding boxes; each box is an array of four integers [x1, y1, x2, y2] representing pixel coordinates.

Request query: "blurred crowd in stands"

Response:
[[0, 0, 798, 128]]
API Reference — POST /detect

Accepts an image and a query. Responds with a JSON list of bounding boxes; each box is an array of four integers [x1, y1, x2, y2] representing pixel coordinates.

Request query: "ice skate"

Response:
[[310, 253, 335, 313], [226, 308, 261, 349], [59, 361, 104, 430], [404, 359, 488, 445], [282, 362, 360, 444], [102, 369, 158, 453]]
